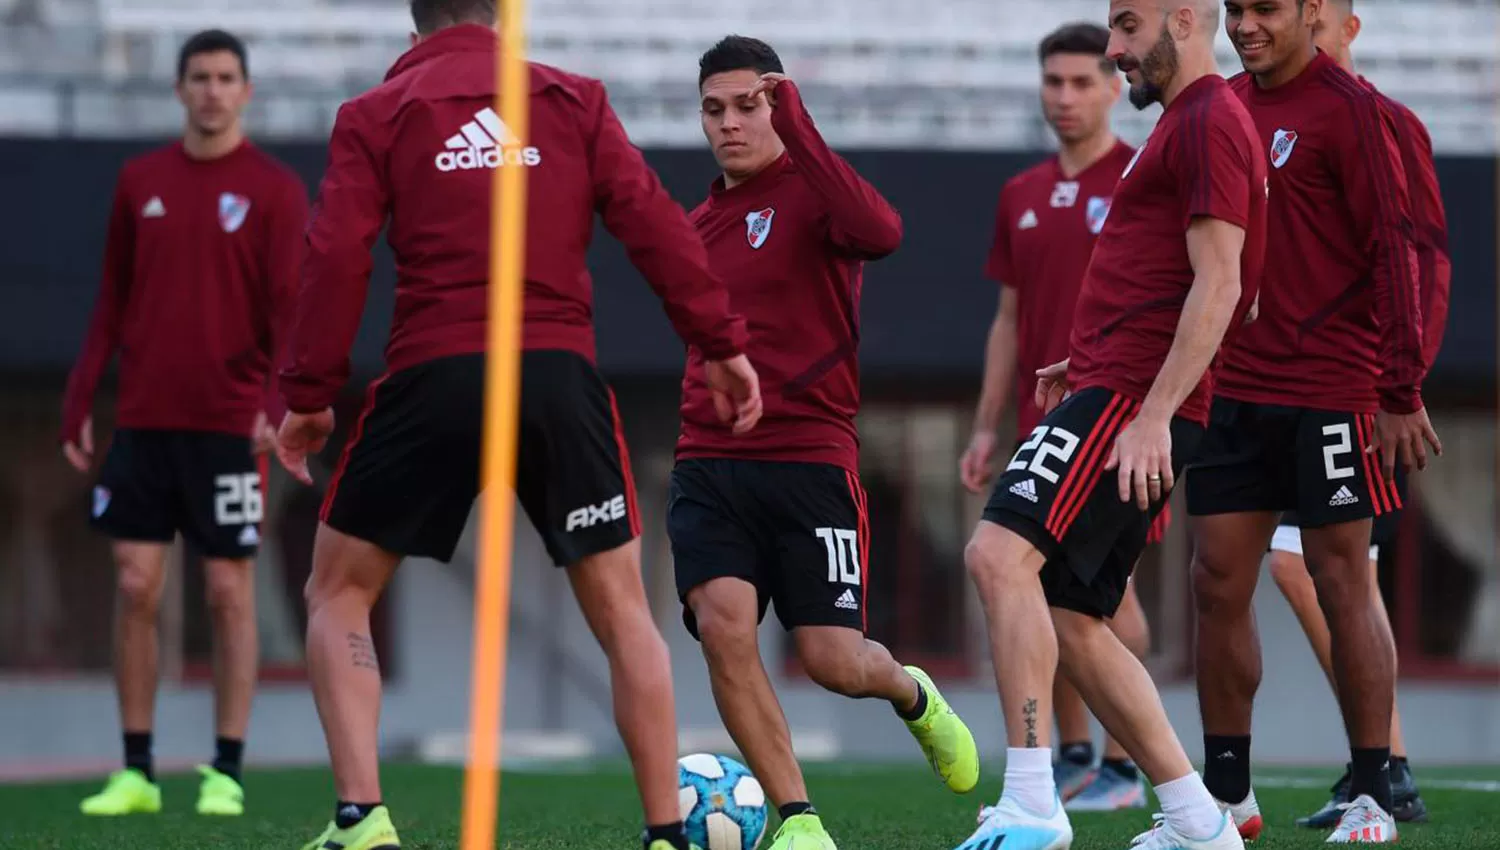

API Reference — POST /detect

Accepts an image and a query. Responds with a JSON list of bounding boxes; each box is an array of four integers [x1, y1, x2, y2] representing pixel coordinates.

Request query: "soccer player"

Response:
[[1264, 0, 1446, 828], [951, 1, 1266, 848], [61, 29, 308, 818], [672, 35, 977, 850], [277, 4, 760, 850], [1186, 0, 1444, 842], [963, 21, 1153, 813]]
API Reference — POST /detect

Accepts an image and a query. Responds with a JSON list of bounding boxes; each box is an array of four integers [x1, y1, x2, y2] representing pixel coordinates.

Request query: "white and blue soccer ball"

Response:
[[677, 753, 768, 850]]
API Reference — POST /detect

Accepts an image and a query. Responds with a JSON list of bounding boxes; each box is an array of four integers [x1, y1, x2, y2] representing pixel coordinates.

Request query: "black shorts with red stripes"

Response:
[[1184, 397, 1403, 527], [985, 387, 1204, 618], [668, 458, 870, 639], [322, 351, 639, 565]]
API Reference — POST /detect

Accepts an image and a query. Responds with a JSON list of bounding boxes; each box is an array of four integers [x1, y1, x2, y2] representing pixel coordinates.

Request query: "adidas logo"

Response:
[[434, 107, 541, 172], [834, 589, 859, 610], [142, 196, 165, 218], [1009, 478, 1039, 503], [1329, 485, 1359, 507], [1018, 209, 1038, 230], [238, 525, 260, 547]]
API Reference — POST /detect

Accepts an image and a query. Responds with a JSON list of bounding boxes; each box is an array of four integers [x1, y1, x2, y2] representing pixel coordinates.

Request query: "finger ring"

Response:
[[1147, 474, 1162, 481]]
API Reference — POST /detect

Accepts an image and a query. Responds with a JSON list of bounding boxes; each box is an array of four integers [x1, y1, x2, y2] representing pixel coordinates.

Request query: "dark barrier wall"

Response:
[[2, 139, 1494, 383]]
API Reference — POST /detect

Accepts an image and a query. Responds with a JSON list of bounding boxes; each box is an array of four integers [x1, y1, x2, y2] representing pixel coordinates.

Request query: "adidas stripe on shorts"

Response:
[[983, 387, 1204, 619], [668, 458, 871, 639], [1185, 398, 1402, 529]]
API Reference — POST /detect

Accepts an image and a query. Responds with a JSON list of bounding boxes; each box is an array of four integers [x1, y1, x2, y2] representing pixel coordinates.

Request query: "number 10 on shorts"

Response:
[[816, 527, 861, 586]]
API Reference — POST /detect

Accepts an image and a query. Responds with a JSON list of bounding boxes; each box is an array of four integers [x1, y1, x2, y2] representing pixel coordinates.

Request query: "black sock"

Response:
[[212, 737, 244, 782], [642, 822, 690, 850], [1059, 741, 1094, 767], [1349, 748, 1394, 813], [123, 731, 154, 782], [335, 801, 382, 829], [1101, 757, 1139, 781], [1203, 735, 1251, 804], [778, 802, 815, 821], [1391, 756, 1410, 776], [896, 678, 928, 722]]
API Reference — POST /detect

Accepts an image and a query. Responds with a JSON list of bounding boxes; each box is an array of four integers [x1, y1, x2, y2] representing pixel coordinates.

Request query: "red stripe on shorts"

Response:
[[845, 469, 870, 633], [1046, 393, 1131, 539], [608, 390, 641, 538], [320, 373, 389, 522]]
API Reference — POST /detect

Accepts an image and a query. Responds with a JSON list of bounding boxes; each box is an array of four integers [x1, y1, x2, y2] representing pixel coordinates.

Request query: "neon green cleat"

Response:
[[79, 768, 162, 816], [647, 842, 703, 850], [903, 665, 980, 794], [768, 812, 837, 850], [301, 805, 401, 850], [195, 764, 245, 815]]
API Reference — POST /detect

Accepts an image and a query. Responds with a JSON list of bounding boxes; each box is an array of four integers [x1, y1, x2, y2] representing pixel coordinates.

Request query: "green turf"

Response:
[[2, 763, 1498, 848]]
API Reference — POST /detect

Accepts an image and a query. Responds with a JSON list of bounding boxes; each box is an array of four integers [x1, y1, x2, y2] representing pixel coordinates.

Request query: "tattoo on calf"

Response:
[[348, 632, 379, 671], [1024, 697, 1039, 748]]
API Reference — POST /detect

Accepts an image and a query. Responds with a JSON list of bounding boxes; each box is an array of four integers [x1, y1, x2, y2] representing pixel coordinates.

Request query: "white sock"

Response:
[[1000, 747, 1057, 818], [1155, 773, 1228, 840]]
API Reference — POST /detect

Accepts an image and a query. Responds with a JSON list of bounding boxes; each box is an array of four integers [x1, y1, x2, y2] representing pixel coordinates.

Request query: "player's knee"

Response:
[[795, 633, 868, 697], [203, 559, 253, 613], [1308, 552, 1370, 610], [1268, 552, 1312, 597], [115, 560, 164, 612], [690, 585, 759, 662], [1190, 553, 1253, 616], [964, 532, 1030, 593]]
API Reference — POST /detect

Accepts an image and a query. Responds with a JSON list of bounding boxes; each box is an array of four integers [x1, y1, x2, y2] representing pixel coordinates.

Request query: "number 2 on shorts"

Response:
[[1321, 422, 1356, 481]]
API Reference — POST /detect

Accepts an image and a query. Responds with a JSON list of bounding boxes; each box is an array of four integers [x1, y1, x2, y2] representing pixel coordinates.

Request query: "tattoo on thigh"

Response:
[[348, 633, 379, 671], [1024, 697, 1039, 747]]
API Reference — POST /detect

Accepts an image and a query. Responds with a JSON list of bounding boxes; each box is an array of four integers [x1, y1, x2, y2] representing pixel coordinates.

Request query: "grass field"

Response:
[[3, 762, 1498, 848]]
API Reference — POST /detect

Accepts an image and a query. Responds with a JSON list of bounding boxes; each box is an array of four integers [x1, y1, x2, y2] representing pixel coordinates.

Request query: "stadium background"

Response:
[[0, 0, 1495, 782]]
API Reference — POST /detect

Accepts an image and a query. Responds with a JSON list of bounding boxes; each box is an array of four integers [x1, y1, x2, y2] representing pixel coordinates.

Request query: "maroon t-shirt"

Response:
[[1217, 53, 1424, 414], [1067, 75, 1267, 427], [986, 141, 1137, 436]]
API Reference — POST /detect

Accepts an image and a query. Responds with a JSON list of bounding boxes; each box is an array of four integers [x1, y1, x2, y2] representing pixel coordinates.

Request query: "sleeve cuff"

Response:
[[1377, 386, 1422, 415]]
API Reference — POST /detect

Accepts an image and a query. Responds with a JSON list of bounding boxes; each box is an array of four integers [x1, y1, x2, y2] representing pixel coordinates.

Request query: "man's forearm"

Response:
[[1140, 276, 1239, 421], [973, 322, 1017, 435]]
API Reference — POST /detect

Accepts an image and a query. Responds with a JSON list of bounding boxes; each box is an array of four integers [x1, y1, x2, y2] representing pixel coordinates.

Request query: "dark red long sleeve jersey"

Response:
[[60, 140, 308, 443], [1219, 53, 1425, 414], [279, 24, 746, 413], [1374, 86, 1450, 375], [676, 81, 903, 473]]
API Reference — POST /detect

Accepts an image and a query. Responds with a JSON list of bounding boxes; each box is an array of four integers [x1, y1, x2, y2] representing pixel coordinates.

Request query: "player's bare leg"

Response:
[[1051, 676, 1097, 800], [566, 538, 682, 827], [688, 577, 809, 809], [1062, 581, 1151, 812], [113, 541, 170, 750], [1301, 520, 1397, 815], [1102, 580, 1150, 763], [1191, 510, 1279, 811], [302, 523, 400, 804], [204, 557, 258, 743]]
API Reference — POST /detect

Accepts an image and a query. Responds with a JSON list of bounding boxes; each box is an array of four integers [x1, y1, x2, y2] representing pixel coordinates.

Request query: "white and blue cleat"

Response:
[[1129, 811, 1247, 850], [953, 794, 1073, 850]]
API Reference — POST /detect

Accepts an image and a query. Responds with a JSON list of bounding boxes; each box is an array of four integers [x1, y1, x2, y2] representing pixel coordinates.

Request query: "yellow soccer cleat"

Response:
[[79, 768, 162, 816], [301, 805, 401, 850], [195, 764, 245, 815], [904, 665, 981, 794], [768, 812, 837, 850], [647, 843, 703, 850]]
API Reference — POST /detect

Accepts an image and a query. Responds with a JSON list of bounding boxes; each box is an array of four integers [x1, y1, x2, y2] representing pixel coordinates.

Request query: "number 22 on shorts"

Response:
[[1008, 426, 1081, 484]]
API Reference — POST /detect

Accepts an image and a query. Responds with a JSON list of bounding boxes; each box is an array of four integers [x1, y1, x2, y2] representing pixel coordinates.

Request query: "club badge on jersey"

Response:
[[1086, 197, 1111, 235], [745, 208, 775, 249], [218, 192, 251, 234], [1270, 129, 1299, 169]]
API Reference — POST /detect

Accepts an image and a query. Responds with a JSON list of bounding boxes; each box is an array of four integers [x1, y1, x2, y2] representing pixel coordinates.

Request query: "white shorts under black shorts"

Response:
[[1269, 524, 1379, 562]]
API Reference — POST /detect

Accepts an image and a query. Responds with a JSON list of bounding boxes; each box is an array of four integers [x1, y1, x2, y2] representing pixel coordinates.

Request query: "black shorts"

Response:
[[668, 458, 868, 639], [983, 388, 1203, 618], [1185, 398, 1403, 527], [323, 351, 639, 565], [91, 428, 264, 559], [1277, 465, 1407, 551]]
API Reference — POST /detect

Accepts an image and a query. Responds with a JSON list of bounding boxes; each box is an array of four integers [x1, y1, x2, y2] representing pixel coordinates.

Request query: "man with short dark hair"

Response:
[[963, 20, 1153, 813], [671, 34, 977, 850], [1187, 0, 1442, 842], [1262, 0, 1443, 829], [278, 2, 760, 849], [65, 28, 309, 818]]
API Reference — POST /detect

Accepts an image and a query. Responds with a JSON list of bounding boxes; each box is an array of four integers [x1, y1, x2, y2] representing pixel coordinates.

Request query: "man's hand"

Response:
[[1371, 406, 1442, 478], [251, 411, 278, 455], [703, 354, 763, 435], [1244, 294, 1260, 325], [746, 72, 789, 107], [959, 431, 1000, 494], [62, 415, 94, 473], [276, 408, 336, 485], [1035, 358, 1070, 414], [1105, 412, 1173, 510]]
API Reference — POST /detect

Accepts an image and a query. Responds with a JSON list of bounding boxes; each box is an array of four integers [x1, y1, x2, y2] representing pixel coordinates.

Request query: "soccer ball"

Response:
[[677, 753, 768, 850]]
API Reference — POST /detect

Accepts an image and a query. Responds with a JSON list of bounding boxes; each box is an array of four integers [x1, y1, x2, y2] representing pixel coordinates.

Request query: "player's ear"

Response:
[[1346, 14, 1361, 45], [409, 31, 420, 47]]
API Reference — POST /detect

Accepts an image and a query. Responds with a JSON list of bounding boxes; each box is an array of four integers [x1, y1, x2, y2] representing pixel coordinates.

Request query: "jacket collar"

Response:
[[385, 23, 497, 82]]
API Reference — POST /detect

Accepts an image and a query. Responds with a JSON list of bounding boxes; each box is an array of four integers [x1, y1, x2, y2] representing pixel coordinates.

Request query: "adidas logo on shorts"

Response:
[[1329, 485, 1359, 507], [834, 589, 859, 610], [1009, 478, 1039, 503]]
